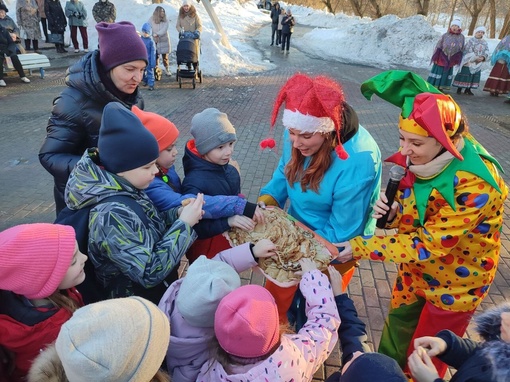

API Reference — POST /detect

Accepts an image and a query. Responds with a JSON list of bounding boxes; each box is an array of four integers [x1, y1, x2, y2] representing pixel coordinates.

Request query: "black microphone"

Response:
[[376, 165, 406, 229]]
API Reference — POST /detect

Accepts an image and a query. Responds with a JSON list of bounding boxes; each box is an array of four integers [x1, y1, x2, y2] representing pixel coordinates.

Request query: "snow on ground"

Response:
[[6, 0, 503, 77]]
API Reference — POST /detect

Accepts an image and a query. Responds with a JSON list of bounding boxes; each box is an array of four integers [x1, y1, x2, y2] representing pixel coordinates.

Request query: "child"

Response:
[[196, 258, 340, 381], [0, 223, 86, 382], [141, 22, 156, 90], [132, 106, 264, 225], [324, 266, 408, 382], [28, 296, 171, 382], [427, 18, 465, 91], [181, 107, 263, 262], [64, 102, 203, 305], [408, 303, 510, 382], [158, 239, 276, 382]]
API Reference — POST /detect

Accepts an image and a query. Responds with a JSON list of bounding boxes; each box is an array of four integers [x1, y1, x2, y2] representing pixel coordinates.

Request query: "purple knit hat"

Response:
[[96, 21, 148, 71], [0, 224, 76, 299]]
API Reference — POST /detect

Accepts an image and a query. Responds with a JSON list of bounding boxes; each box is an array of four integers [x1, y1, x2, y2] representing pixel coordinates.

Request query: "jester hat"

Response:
[[361, 70, 464, 160], [261, 73, 348, 159]]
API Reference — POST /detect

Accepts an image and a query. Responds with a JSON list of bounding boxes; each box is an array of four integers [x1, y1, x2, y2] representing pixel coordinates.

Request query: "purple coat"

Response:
[[158, 243, 258, 382]]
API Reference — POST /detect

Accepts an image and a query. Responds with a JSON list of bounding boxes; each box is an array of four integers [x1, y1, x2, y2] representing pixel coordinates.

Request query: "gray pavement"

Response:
[[1, 26, 510, 381]]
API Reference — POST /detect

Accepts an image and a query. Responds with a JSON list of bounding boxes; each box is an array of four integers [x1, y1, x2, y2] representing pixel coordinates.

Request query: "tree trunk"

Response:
[[461, 0, 488, 35], [368, 0, 382, 18], [349, 0, 364, 17], [500, 10, 510, 39], [415, 0, 431, 16], [449, 0, 458, 28]]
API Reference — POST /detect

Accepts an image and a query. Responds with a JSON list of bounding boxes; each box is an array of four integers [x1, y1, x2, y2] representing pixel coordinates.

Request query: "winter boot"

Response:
[[465, 88, 474, 95], [456, 87, 462, 94]]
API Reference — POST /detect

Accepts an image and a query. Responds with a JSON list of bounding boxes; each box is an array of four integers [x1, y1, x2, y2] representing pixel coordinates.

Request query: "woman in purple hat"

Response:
[[38, 21, 149, 215]]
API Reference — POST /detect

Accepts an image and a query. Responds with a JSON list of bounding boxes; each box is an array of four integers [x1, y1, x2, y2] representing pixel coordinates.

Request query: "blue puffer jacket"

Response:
[[38, 50, 144, 214]]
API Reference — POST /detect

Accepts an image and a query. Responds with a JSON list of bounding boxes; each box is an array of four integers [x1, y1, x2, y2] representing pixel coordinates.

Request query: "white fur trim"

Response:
[[282, 109, 335, 133]]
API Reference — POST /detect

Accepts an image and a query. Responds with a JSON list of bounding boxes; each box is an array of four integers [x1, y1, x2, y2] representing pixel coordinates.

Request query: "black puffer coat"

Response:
[[45, 0, 66, 34], [0, 24, 16, 55], [39, 50, 144, 214]]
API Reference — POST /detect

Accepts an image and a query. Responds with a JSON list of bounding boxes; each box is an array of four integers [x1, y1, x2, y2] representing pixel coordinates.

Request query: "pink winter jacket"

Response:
[[196, 270, 340, 381], [158, 243, 258, 382]]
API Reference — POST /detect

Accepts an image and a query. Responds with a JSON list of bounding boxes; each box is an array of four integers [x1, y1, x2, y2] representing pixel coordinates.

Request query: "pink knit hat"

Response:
[[0, 224, 76, 299], [214, 285, 280, 358]]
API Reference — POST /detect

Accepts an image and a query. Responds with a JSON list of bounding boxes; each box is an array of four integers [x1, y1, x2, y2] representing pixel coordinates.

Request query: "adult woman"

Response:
[[337, 70, 508, 378], [45, 0, 67, 53], [150, 5, 171, 76], [64, 0, 87, 53], [0, 4, 20, 39], [38, 21, 148, 215], [483, 33, 510, 97], [280, 8, 295, 53], [0, 23, 30, 87], [16, 0, 41, 52], [427, 19, 464, 91], [35, 0, 48, 42], [176, 0, 201, 37], [453, 26, 489, 95], [259, 73, 382, 323]]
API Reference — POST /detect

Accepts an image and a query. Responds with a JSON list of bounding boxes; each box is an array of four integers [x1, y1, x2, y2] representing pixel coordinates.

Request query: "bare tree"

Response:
[[500, 9, 510, 38], [415, 0, 431, 16], [368, 0, 382, 18], [449, 0, 459, 27], [349, 0, 365, 17], [461, 0, 488, 35], [321, 0, 342, 14]]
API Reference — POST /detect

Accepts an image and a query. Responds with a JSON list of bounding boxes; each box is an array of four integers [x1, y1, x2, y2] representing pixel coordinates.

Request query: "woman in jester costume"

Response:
[[336, 70, 508, 378]]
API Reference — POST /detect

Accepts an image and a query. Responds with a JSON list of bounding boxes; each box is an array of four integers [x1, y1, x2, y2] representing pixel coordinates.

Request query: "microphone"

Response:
[[376, 165, 406, 229]]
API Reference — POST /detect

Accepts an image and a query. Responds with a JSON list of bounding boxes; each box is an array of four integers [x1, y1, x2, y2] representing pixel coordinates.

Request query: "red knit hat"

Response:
[[214, 285, 280, 358], [132, 106, 180, 152], [261, 73, 348, 159], [0, 224, 76, 299]]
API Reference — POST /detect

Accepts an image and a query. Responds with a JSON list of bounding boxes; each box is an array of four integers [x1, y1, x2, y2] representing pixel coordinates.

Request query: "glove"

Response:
[[73, 11, 79, 17]]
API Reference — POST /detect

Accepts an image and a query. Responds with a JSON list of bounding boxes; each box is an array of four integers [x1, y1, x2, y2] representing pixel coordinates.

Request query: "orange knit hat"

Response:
[[132, 106, 179, 152]]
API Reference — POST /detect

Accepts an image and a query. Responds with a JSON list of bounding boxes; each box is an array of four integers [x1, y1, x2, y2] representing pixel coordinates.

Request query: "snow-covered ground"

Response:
[[6, 0, 502, 78]]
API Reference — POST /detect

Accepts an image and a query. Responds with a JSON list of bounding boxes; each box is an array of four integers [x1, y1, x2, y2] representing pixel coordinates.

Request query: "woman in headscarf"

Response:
[[483, 33, 510, 97], [16, 0, 41, 52]]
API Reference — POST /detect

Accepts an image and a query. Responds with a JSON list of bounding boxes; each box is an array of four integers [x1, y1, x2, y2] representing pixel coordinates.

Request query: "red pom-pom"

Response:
[[260, 138, 276, 150], [335, 145, 349, 160]]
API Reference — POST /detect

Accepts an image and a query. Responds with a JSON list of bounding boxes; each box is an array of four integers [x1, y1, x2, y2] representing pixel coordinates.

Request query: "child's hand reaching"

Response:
[[252, 239, 276, 258], [408, 346, 440, 382], [252, 205, 265, 225], [178, 193, 204, 226], [298, 258, 317, 275], [413, 336, 447, 357], [228, 215, 256, 231], [327, 265, 343, 296]]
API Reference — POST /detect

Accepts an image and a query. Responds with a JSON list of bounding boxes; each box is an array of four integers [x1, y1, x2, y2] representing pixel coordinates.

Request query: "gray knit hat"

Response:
[[176, 255, 241, 328], [190, 108, 237, 155], [55, 297, 170, 382]]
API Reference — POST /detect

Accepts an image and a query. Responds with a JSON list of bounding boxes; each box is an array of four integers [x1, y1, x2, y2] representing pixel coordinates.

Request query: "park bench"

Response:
[[3, 53, 51, 79]]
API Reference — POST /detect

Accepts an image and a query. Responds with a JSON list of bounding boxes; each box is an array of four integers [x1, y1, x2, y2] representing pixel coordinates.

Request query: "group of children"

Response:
[[2, 91, 510, 381]]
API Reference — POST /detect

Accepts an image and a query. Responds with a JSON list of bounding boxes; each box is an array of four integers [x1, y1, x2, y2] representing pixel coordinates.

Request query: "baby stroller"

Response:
[[176, 34, 203, 89]]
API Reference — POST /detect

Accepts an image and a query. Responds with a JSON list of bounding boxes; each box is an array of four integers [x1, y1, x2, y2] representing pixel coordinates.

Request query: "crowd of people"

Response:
[[1, 4, 510, 382]]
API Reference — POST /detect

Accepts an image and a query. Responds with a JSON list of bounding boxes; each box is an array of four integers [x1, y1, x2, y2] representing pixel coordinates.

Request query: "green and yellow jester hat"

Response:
[[361, 70, 463, 160]]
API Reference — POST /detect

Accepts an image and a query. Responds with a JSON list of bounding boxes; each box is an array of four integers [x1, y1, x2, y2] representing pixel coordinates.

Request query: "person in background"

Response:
[[39, 21, 148, 215], [159, 242, 276, 382], [176, 0, 201, 36], [140, 22, 156, 91], [0, 0, 8, 12], [16, 0, 41, 52], [92, 0, 116, 24], [196, 258, 340, 381], [325, 267, 408, 382], [276, 7, 284, 46], [336, 70, 508, 378], [269, 1, 279, 46], [150, 5, 171, 76], [64, 102, 203, 304], [35, 0, 48, 42], [427, 18, 465, 92], [28, 297, 171, 382], [280, 8, 294, 53], [408, 303, 510, 382], [0, 23, 31, 87], [453, 25, 489, 95], [0, 4, 20, 38], [64, 0, 87, 53], [258, 73, 381, 324], [45, 0, 67, 53], [483, 33, 510, 97], [0, 223, 86, 382], [181, 107, 265, 262]]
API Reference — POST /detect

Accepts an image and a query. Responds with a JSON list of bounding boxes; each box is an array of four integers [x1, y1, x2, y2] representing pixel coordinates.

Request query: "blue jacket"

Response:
[[260, 123, 381, 243], [141, 35, 156, 70]]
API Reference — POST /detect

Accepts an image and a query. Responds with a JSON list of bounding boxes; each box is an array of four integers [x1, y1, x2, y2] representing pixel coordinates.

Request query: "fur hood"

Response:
[[474, 303, 510, 382], [27, 344, 68, 382]]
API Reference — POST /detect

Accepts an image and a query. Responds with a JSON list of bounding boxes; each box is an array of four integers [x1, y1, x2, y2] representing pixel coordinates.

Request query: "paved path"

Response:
[[1, 25, 509, 381]]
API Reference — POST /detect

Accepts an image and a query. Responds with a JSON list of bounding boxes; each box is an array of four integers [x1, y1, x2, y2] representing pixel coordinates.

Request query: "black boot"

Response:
[[456, 87, 462, 94], [465, 88, 474, 95]]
